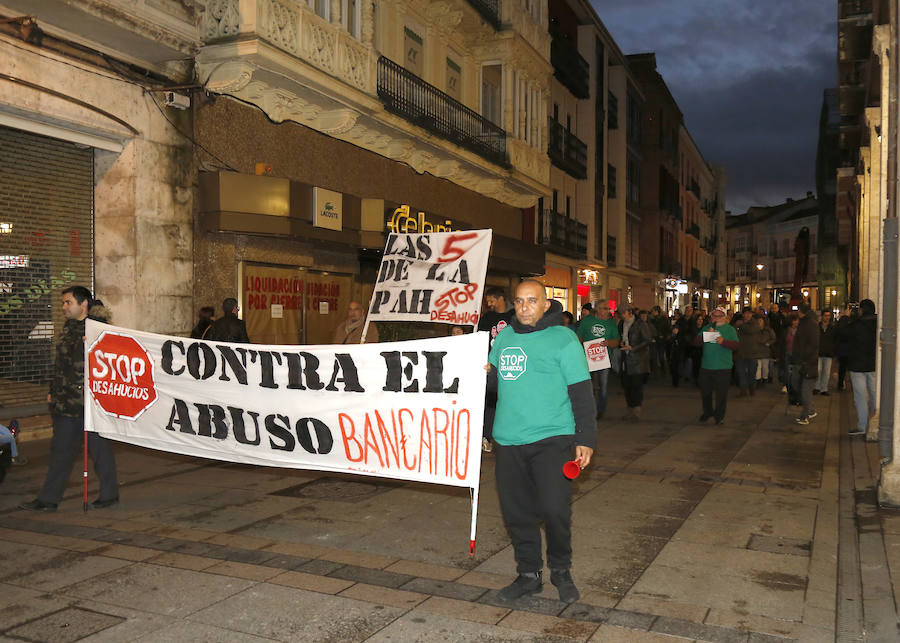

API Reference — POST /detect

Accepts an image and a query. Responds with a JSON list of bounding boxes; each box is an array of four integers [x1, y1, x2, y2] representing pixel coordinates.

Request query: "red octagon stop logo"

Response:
[[87, 331, 157, 420]]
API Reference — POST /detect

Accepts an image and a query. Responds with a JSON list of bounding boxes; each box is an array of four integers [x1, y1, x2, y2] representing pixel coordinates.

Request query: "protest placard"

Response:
[[366, 229, 492, 327], [583, 339, 611, 371]]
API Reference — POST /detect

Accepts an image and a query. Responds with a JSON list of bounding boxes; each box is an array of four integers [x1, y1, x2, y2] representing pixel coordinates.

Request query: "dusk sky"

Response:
[[592, 0, 837, 214]]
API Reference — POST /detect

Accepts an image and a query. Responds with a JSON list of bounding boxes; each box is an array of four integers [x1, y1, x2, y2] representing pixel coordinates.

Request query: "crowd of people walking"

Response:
[[573, 298, 878, 429]]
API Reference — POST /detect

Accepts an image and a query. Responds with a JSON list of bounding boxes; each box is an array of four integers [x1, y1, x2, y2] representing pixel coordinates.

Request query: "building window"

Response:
[[607, 164, 617, 199], [626, 215, 640, 269], [404, 27, 423, 76], [626, 155, 640, 203], [481, 63, 502, 126], [626, 91, 642, 146], [446, 57, 461, 100], [314, 0, 330, 21], [608, 92, 618, 130], [343, 0, 360, 38]]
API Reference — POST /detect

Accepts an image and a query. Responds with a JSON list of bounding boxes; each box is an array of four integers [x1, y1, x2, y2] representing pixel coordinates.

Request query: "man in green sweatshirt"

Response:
[[695, 306, 739, 424], [488, 279, 595, 604]]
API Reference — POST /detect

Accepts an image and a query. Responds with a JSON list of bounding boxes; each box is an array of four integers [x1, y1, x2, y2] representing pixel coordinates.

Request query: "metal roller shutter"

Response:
[[0, 125, 94, 413]]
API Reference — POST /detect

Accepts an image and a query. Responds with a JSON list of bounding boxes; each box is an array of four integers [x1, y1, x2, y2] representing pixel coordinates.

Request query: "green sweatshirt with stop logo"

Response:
[[489, 325, 590, 446]]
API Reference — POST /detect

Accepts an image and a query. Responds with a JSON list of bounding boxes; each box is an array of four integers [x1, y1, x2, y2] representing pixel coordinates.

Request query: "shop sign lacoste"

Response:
[[313, 188, 342, 231]]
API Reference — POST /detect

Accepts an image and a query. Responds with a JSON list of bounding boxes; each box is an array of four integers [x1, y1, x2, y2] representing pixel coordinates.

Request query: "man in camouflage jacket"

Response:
[[20, 286, 119, 511]]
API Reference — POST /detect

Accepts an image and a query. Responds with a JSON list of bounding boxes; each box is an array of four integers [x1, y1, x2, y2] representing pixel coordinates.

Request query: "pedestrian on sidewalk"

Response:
[[839, 299, 878, 436], [815, 309, 836, 395], [479, 287, 517, 452], [208, 297, 251, 344], [792, 303, 820, 425], [695, 307, 739, 424], [618, 307, 654, 419], [487, 279, 595, 604], [756, 315, 777, 386], [735, 308, 766, 397], [20, 286, 119, 512], [649, 305, 671, 376], [575, 299, 620, 419]]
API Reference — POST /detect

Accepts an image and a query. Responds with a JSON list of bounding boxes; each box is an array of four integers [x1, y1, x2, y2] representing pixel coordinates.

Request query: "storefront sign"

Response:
[[386, 205, 455, 234], [367, 230, 492, 326], [313, 187, 342, 231]]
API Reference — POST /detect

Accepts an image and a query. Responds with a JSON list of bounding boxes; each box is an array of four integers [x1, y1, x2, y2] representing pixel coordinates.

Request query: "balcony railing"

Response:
[[377, 56, 508, 167], [686, 223, 701, 239], [839, 0, 872, 19], [661, 259, 682, 278], [689, 180, 701, 199], [663, 204, 683, 223], [538, 209, 587, 258], [465, 0, 501, 30], [550, 25, 589, 99], [548, 118, 587, 179]]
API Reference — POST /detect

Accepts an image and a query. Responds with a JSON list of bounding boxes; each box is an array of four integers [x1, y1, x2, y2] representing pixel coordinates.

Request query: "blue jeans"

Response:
[[816, 357, 832, 392], [735, 358, 758, 390], [592, 368, 610, 414], [0, 424, 17, 458], [850, 371, 877, 431]]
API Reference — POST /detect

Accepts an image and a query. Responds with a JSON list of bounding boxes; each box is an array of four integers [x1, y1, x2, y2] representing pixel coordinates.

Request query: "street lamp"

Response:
[[756, 264, 764, 307]]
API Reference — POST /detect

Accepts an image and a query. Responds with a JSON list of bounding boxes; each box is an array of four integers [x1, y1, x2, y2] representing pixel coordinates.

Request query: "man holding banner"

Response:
[[20, 286, 119, 512], [488, 279, 595, 604]]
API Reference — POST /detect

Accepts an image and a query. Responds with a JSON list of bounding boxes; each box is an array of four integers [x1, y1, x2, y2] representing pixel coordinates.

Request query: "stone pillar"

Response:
[[94, 136, 193, 334]]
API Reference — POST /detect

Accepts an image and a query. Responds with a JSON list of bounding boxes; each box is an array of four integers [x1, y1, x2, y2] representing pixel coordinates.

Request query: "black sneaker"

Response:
[[550, 568, 580, 603], [497, 571, 542, 601], [19, 499, 58, 512], [698, 414, 711, 423], [91, 497, 120, 509]]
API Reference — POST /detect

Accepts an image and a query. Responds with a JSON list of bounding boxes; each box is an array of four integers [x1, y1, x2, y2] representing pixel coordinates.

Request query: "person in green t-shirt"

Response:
[[575, 299, 620, 419], [695, 306, 739, 424], [487, 279, 595, 605]]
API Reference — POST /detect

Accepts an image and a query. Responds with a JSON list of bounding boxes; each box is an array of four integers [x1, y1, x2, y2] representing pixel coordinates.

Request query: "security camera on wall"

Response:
[[164, 91, 190, 110]]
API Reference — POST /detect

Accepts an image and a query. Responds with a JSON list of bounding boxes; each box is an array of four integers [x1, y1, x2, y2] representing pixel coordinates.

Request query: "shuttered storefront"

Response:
[[0, 126, 94, 412]]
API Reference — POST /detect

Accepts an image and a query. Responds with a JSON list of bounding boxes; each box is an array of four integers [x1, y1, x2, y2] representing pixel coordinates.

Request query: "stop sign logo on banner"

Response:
[[88, 331, 158, 420], [583, 339, 610, 372]]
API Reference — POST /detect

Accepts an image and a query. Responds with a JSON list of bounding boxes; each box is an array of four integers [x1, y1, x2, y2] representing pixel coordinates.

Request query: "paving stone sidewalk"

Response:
[[0, 378, 897, 642]]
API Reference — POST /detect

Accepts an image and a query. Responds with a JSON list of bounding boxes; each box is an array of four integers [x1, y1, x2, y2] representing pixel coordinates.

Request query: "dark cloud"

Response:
[[591, 0, 837, 213]]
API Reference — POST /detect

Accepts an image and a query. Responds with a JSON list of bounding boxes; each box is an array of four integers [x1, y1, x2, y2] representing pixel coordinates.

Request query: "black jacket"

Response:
[[839, 314, 877, 372], [207, 313, 250, 344], [792, 313, 819, 375], [818, 321, 836, 357]]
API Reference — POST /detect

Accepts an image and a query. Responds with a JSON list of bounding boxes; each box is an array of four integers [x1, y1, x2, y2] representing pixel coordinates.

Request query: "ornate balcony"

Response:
[[377, 57, 508, 168], [197, 2, 545, 207], [550, 25, 589, 99], [465, 0, 501, 30], [538, 209, 587, 259], [547, 118, 587, 179]]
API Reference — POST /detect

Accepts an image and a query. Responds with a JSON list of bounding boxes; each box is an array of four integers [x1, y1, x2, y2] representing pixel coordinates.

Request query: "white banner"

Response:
[[84, 320, 488, 491], [367, 230, 492, 326]]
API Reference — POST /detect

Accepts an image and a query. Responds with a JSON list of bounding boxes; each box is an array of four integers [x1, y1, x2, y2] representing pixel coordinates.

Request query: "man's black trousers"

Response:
[[38, 414, 119, 504], [495, 435, 575, 574], [699, 368, 731, 422]]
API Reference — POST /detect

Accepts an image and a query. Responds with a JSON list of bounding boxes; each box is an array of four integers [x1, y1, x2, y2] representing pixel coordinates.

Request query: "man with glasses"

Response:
[[206, 297, 251, 343], [576, 299, 620, 419], [695, 307, 739, 424]]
